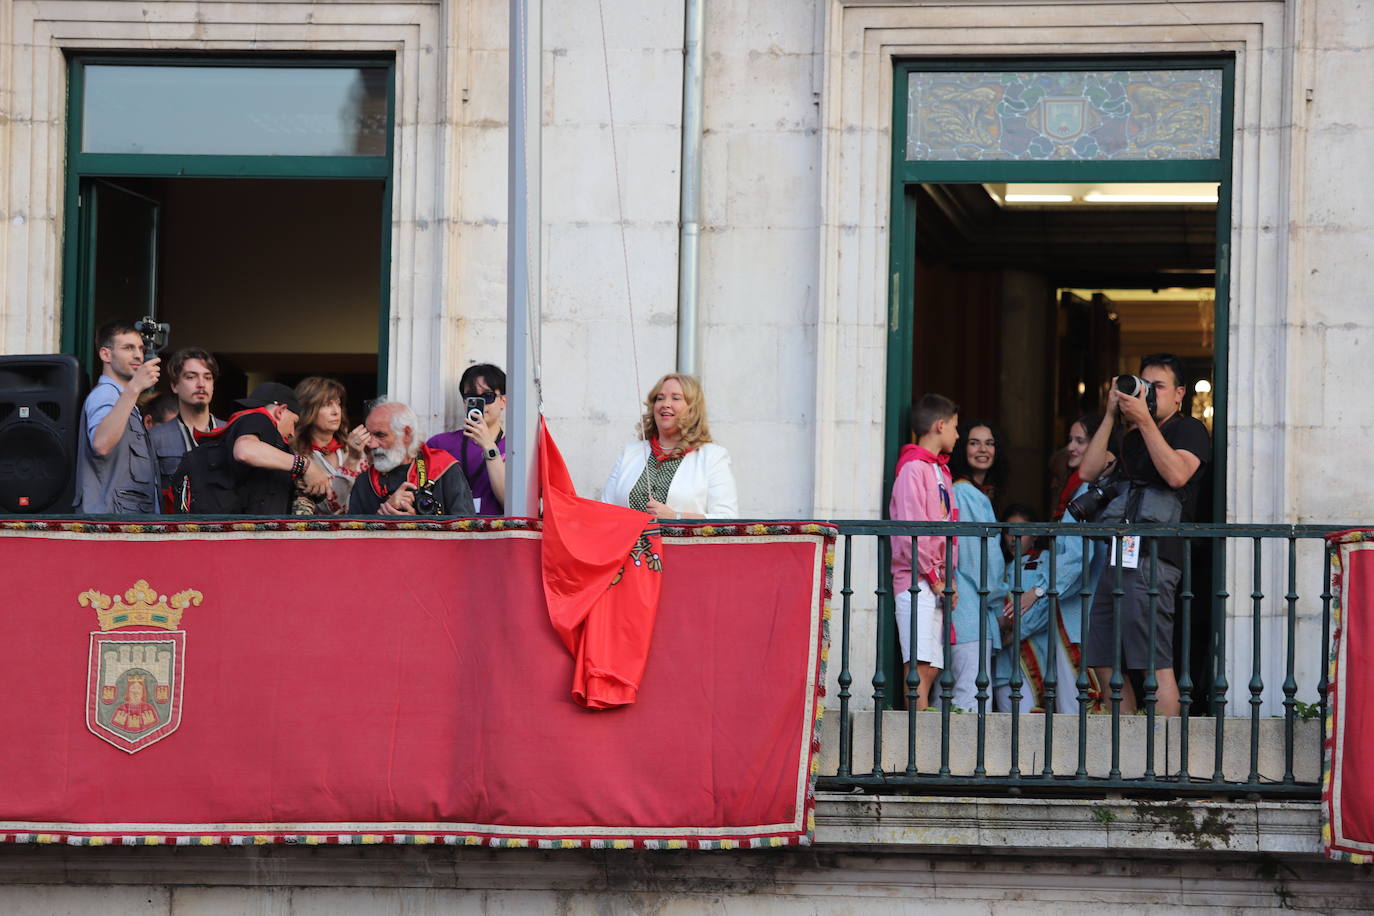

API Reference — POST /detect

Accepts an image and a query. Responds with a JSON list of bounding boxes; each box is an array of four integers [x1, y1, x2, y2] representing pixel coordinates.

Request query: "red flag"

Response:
[[539, 419, 662, 709]]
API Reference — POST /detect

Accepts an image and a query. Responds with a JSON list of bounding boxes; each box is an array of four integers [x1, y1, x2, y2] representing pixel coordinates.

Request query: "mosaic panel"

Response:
[[906, 70, 1223, 161]]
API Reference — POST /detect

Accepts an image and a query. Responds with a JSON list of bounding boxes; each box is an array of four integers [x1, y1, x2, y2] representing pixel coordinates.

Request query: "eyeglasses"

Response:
[[462, 391, 500, 404]]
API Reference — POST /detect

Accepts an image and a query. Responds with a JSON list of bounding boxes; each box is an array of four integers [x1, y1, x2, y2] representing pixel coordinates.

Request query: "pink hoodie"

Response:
[[889, 444, 959, 594]]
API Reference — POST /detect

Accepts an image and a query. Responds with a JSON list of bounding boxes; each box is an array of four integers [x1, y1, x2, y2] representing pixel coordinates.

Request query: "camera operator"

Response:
[[1078, 353, 1210, 716], [349, 399, 476, 516], [74, 321, 162, 514]]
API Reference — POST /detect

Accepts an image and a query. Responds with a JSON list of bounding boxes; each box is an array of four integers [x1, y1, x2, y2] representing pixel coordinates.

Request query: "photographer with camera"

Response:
[[74, 321, 163, 513], [427, 364, 507, 515], [350, 399, 476, 516], [1077, 354, 1210, 716]]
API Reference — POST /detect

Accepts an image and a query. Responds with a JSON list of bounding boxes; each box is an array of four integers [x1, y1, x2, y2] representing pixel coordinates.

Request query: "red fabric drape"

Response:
[[539, 419, 662, 709], [1325, 530, 1374, 861]]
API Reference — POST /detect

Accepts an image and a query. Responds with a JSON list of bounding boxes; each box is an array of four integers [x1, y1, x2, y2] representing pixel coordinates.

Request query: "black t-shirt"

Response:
[[1121, 412, 1211, 568], [203, 412, 293, 515]]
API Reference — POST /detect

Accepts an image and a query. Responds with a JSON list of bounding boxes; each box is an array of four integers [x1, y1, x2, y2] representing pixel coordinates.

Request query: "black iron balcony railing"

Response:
[[815, 521, 1344, 800]]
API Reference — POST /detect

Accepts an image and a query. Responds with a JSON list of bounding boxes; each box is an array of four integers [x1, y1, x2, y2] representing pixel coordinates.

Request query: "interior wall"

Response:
[[911, 258, 1002, 429], [158, 179, 382, 355], [997, 270, 1054, 515]]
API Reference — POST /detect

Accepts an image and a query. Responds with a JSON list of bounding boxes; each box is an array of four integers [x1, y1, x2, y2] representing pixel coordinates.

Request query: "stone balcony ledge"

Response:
[[817, 709, 1322, 784], [813, 794, 1322, 856]]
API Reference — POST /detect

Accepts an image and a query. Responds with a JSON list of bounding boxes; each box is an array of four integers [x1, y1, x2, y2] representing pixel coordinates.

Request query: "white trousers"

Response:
[[947, 638, 993, 711], [894, 581, 943, 665]]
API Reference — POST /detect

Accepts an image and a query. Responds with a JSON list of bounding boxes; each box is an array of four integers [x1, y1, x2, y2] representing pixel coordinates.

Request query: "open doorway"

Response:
[[905, 180, 1220, 697], [82, 177, 384, 419], [908, 181, 1218, 518]]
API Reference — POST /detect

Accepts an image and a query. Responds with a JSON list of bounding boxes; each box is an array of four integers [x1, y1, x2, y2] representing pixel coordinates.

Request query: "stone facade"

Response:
[[1, 0, 1372, 903]]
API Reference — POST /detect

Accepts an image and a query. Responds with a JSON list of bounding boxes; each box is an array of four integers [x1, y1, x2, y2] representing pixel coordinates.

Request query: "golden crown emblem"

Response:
[[79, 579, 202, 631]]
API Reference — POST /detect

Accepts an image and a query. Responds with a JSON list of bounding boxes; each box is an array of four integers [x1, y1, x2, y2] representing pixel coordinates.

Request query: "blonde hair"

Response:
[[638, 373, 713, 453]]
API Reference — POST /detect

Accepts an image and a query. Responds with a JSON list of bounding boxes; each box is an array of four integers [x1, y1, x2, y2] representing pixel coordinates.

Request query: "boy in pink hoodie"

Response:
[[890, 393, 960, 709]]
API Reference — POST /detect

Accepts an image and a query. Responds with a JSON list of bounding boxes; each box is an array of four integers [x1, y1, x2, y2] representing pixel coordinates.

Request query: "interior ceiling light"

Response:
[[1082, 191, 1218, 204], [1003, 194, 1074, 203]]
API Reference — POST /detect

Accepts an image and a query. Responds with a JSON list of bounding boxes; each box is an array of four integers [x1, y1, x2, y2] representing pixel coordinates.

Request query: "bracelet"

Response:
[[290, 454, 307, 479]]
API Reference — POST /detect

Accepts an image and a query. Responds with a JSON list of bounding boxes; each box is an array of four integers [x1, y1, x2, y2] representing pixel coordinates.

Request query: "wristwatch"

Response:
[[484, 446, 500, 461], [1033, 585, 1046, 599]]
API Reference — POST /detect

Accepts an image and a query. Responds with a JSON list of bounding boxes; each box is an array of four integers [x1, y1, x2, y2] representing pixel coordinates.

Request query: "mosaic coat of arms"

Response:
[[80, 580, 200, 753]]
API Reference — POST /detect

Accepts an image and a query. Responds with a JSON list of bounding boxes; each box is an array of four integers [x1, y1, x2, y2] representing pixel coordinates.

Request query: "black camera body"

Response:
[[134, 316, 170, 357], [413, 481, 442, 515], [1116, 374, 1157, 415], [1066, 473, 1124, 522]]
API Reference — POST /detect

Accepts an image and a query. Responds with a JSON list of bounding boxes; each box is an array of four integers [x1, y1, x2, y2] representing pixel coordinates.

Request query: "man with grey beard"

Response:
[[349, 399, 476, 516]]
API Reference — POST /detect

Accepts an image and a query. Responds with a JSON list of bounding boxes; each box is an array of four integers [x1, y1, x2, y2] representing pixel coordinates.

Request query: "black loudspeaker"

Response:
[[0, 355, 83, 513]]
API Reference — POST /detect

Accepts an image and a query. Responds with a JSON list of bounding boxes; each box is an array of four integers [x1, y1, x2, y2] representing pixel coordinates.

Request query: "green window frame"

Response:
[[885, 55, 1234, 514], [61, 54, 397, 375], [882, 55, 1236, 699]]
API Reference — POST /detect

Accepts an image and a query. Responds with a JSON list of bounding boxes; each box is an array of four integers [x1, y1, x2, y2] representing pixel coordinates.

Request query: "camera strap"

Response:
[[368, 446, 457, 499]]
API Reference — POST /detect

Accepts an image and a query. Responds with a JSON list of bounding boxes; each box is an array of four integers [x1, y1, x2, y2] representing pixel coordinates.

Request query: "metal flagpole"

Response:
[[506, 0, 541, 516]]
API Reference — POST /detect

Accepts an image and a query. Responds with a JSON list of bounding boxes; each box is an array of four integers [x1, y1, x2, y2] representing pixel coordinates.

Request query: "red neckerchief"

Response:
[[368, 444, 459, 498], [894, 443, 950, 479], [1056, 469, 1083, 519], [649, 436, 695, 463], [312, 439, 344, 455], [193, 407, 279, 443], [895, 444, 957, 521]]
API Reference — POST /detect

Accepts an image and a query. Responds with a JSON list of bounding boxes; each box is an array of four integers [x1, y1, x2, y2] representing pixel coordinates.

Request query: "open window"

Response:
[[63, 57, 394, 419]]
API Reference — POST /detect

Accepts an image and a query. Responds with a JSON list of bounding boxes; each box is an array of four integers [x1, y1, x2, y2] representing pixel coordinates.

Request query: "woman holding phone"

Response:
[[427, 364, 507, 515], [602, 373, 738, 519]]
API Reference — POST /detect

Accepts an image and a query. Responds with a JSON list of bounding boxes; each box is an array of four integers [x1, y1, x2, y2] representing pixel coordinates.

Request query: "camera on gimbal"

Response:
[[133, 316, 170, 358]]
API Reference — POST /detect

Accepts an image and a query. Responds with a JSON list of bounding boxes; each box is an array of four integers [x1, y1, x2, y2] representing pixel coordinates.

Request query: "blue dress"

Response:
[[951, 480, 1007, 653], [993, 484, 1104, 701]]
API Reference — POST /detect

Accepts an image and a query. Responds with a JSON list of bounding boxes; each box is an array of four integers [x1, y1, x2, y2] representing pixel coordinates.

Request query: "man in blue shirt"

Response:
[[74, 321, 162, 513]]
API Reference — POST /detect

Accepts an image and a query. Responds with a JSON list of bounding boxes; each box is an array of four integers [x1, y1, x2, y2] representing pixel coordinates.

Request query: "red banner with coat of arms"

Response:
[[0, 518, 832, 848], [1324, 530, 1374, 862]]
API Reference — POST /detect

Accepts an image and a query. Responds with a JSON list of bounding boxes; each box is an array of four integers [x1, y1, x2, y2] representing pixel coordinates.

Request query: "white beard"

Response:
[[369, 442, 409, 473]]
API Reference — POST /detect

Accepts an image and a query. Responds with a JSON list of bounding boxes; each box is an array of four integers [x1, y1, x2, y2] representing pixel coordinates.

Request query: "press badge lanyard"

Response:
[[176, 416, 221, 452]]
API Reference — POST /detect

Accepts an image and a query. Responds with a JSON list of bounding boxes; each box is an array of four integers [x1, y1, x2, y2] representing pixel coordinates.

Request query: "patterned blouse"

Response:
[[627, 455, 683, 513]]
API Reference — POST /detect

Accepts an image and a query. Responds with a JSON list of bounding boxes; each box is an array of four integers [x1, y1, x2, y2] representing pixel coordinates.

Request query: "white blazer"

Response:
[[602, 441, 739, 518]]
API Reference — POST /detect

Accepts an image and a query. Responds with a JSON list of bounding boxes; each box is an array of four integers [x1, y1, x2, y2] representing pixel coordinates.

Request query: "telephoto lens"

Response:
[[1066, 476, 1121, 522], [1116, 374, 1157, 415]]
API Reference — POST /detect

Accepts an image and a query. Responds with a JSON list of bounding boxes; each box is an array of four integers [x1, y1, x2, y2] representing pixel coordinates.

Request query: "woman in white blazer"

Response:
[[602, 373, 739, 519]]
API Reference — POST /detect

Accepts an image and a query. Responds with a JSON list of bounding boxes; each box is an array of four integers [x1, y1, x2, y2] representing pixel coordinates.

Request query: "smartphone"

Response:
[[465, 396, 486, 424]]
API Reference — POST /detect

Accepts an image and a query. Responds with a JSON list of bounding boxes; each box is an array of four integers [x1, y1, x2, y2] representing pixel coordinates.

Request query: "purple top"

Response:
[[426, 430, 506, 515]]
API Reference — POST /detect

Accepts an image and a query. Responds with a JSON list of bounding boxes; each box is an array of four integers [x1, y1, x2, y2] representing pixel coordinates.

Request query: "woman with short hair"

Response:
[[602, 373, 738, 519]]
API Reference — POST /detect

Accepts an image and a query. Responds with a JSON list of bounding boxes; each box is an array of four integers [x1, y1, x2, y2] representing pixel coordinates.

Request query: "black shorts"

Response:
[[1083, 547, 1182, 671]]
